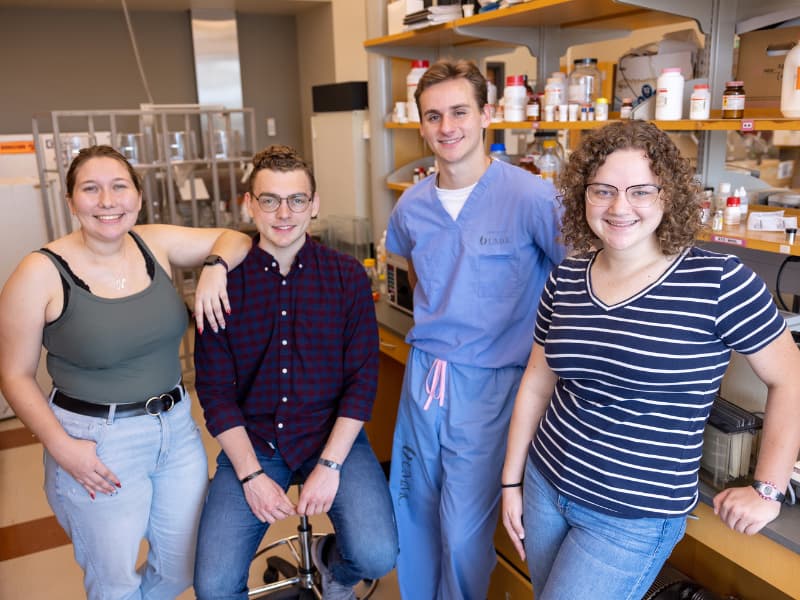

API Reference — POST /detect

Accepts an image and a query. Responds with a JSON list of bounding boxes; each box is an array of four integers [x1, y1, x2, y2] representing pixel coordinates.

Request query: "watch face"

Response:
[[763, 483, 775, 495]]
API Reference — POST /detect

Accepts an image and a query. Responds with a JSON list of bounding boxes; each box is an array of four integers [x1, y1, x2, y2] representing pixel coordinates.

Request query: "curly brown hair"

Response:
[[558, 120, 701, 255], [248, 144, 315, 195]]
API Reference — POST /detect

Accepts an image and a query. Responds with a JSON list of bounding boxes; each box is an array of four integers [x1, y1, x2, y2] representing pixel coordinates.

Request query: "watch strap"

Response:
[[318, 458, 342, 471], [751, 480, 785, 503], [203, 254, 228, 271]]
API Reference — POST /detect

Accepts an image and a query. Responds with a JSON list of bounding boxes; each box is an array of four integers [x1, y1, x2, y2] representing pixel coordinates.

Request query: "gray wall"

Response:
[[237, 13, 303, 154], [0, 7, 305, 155]]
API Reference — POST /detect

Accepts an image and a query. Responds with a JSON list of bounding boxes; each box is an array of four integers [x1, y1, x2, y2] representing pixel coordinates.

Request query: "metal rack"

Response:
[[32, 105, 257, 240]]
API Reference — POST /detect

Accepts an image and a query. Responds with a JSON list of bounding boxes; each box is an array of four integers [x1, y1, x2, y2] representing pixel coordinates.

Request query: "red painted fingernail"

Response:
[[116, 482, 122, 488], [90, 492, 95, 500]]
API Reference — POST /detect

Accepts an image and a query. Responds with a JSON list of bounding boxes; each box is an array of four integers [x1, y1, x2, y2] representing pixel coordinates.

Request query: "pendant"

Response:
[[113, 276, 126, 290]]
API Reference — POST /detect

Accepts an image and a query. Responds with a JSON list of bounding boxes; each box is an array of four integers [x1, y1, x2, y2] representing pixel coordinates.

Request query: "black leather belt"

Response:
[[52, 385, 183, 419]]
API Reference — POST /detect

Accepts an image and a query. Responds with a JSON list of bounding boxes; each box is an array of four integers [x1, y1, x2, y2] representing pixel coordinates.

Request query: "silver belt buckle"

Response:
[[145, 392, 175, 416]]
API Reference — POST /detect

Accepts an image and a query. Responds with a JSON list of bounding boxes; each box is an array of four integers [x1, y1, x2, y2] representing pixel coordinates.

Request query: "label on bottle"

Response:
[[722, 94, 745, 110], [796, 66, 800, 91]]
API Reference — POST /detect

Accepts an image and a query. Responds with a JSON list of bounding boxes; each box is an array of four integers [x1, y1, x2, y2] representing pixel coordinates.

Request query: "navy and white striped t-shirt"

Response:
[[530, 247, 785, 518]]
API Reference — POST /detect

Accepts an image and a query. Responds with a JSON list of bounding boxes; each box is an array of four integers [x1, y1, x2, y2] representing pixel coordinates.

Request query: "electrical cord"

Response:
[[120, 0, 155, 105], [775, 256, 800, 312]]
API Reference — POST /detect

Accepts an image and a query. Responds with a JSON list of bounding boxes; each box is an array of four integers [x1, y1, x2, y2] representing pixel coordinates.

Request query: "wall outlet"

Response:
[[266, 117, 276, 137]]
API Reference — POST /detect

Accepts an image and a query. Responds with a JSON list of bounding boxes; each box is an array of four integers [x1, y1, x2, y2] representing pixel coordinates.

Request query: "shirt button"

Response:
[[281, 310, 287, 316], [277, 422, 284, 429], [281, 368, 288, 374], [298, 263, 303, 269], [282, 339, 288, 346], [264, 266, 268, 272], [281, 396, 288, 403], [281, 280, 287, 286], [272, 261, 277, 267]]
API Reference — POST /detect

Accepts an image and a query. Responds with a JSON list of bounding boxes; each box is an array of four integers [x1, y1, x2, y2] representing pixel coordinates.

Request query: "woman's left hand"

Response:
[[713, 485, 781, 535], [194, 264, 230, 334]]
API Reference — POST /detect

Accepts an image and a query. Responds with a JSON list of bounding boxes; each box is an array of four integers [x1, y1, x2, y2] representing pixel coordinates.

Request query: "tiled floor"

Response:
[[0, 379, 401, 599]]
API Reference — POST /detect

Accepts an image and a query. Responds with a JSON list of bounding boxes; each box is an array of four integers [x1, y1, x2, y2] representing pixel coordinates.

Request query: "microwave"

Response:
[[386, 252, 414, 316]]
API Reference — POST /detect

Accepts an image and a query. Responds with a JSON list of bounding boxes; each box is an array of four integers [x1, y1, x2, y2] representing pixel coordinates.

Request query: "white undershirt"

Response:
[[436, 182, 476, 221]]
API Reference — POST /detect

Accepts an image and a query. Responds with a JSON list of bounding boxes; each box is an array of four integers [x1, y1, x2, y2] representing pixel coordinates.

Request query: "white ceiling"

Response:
[[0, 0, 330, 15]]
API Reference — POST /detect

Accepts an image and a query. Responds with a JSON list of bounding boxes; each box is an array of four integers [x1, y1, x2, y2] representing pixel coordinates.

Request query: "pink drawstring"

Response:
[[424, 359, 447, 410]]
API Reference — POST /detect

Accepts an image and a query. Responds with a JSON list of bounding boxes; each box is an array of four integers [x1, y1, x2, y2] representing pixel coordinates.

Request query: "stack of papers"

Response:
[[404, 5, 462, 29]]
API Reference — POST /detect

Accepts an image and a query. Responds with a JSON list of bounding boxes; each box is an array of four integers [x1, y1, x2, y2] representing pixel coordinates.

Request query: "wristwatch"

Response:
[[751, 480, 786, 503], [203, 254, 228, 271], [318, 458, 342, 471]]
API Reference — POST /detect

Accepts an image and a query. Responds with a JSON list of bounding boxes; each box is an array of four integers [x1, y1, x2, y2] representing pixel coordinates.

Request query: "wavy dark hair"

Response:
[[66, 145, 141, 197], [248, 144, 316, 195], [558, 120, 701, 255], [414, 59, 488, 115]]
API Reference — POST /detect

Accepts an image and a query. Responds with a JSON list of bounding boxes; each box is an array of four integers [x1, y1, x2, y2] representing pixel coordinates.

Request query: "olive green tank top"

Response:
[[39, 231, 189, 405]]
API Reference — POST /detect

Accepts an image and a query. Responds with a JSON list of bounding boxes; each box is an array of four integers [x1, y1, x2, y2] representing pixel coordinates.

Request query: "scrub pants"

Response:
[[44, 390, 208, 600], [389, 347, 521, 600]]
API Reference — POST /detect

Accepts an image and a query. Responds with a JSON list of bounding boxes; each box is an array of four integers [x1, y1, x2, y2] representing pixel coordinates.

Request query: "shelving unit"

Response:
[[31, 106, 256, 240], [364, 1, 800, 598], [365, 0, 800, 242]]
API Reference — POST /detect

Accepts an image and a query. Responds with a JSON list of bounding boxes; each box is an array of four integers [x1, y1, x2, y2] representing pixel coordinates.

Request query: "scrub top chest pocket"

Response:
[[476, 232, 520, 298]]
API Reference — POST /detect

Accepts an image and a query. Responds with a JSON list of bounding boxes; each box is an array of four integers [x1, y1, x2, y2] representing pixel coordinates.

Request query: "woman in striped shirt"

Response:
[[501, 120, 800, 599]]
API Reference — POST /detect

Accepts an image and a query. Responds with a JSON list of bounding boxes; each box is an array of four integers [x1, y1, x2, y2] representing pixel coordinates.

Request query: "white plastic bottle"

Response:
[[689, 84, 711, 119], [780, 39, 800, 118], [486, 78, 498, 121], [406, 59, 430, 123], [504, 75, 527, 122], [655, 68, 684, 120]]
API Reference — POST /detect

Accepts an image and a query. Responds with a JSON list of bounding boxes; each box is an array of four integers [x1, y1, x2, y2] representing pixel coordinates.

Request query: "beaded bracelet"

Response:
[[239, 468, 265, 485], [501, 482, 522, 488]]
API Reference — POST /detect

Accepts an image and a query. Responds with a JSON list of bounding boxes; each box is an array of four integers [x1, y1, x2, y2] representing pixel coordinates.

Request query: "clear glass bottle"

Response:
[[363, 258, 379, 300], [489, 143, 512, 163], [536, 140, 562, 182], [567, 58, 601, 105]]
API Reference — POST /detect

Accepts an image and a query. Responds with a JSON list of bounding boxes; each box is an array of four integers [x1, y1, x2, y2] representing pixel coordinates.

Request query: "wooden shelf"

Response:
[[385, 113, 800, 132], [365, 0, 687, 53], [697, 206, 800, 256]]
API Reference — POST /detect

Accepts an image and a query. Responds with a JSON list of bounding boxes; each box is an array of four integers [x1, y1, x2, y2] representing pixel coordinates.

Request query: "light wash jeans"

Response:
[[522, 458, 687, 600], [44, 389, 208, 600], [193, 430, 398, 600]]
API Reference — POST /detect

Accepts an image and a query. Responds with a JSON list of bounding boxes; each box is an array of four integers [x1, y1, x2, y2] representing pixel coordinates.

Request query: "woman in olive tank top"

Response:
[[0, 145, 250, 599]]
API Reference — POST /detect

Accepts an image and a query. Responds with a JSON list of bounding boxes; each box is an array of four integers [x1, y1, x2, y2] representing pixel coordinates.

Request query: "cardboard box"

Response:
[[726, 158, 796, 188], [736, 26, 800, 108]]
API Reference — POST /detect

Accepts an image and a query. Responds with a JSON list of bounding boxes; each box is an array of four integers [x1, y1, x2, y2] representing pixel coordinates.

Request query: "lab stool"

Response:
[[247, 480, 379, 599]]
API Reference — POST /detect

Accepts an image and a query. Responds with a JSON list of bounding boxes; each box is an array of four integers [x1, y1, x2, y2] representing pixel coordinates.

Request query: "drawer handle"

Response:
[[380, 340, 397, 349]]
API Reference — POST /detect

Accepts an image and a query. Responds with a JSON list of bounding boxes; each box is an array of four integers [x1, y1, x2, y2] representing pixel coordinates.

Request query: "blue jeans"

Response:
[[522, 458, 687, 600], [194, 430, 398, 600], [44, 390, 209, 600]]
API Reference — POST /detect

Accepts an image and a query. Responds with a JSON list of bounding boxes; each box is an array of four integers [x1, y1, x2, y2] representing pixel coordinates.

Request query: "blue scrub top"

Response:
[[387, 160, 565, 369]]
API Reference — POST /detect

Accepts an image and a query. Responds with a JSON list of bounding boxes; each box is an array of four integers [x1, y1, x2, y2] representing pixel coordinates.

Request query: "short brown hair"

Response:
[[414, 59, 488, 115], [558, 120, 701, 255], [66, 145, 141, 197], [248, 144, 315, 195]]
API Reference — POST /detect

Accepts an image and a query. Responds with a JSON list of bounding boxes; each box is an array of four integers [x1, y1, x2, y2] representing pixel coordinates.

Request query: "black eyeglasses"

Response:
[[585, 183, 662, 208], [255, 193, 312, 213]]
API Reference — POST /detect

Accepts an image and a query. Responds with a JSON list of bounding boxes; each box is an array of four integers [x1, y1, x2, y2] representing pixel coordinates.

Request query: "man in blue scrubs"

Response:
[[386, 59, 566, 599]]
